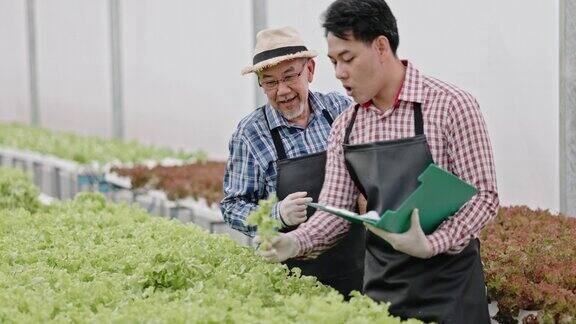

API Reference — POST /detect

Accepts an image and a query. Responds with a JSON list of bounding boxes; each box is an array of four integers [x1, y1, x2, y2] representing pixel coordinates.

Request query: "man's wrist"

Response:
[[272, 202, 287, 229], [289, 234, 300, 259], [285, 230, 307, 257], [279, 213, 290, 227], [426, 232, 447, 256]]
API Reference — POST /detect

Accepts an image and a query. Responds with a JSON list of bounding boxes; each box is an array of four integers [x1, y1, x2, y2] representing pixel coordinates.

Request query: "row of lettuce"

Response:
[[1, 122, 575, 323], [1, 122, 222, 204], [0, 167, 419, 323], [481, 207, 575, 323], [112, 162, 225, 205], [0, 122, 199, 164]]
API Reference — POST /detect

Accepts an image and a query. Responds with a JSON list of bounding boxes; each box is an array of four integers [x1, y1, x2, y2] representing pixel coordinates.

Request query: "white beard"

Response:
[[280, 102, 306, 121]]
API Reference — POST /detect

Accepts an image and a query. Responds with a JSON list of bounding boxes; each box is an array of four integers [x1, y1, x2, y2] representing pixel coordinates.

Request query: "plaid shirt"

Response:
[[220, 91, 352, 237], [288, 61, 499, 257]]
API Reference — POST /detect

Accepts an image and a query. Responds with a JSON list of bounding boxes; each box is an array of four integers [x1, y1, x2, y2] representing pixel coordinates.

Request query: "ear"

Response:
[[372, 35, 392, 61], [306, 58, 316, 83]]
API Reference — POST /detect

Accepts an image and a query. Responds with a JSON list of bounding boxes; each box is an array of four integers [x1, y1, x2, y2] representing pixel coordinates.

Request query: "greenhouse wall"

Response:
[[0, 0, 561, 212], [121, 0, 253, 161], [0, 0, 30, 123], [35, 0, 113, 138], [268, 0, 560, 212]]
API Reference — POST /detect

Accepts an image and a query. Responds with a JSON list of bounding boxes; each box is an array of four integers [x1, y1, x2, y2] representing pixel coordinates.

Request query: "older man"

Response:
[[220, 27, 365, 298]]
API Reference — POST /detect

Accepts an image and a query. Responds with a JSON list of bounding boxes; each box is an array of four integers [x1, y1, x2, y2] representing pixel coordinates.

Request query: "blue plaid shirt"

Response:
[[220, 91, 352, 237]]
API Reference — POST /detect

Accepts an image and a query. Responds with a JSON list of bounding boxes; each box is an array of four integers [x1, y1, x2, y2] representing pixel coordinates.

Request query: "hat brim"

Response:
[[241, 50, 317, 75]]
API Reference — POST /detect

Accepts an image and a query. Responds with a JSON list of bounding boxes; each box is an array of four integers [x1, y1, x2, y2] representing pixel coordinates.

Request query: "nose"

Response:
[[276, 81, 291, 97], [334, 62, 347, 80]]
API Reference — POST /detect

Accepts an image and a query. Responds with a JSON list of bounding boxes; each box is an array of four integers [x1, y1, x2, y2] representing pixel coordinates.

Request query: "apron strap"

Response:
[[321, 109, 334, 126], [343, 102, 424, 144], [270, 129, 287, 160], [343, 104, 361, 144], [262, 106, 288, 160], [414, 103, 423, 136], [264, 105, 334, 161]]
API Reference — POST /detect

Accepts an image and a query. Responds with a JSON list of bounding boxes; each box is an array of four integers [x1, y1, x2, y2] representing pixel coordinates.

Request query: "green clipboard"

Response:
[[307, 163, 478, 234]]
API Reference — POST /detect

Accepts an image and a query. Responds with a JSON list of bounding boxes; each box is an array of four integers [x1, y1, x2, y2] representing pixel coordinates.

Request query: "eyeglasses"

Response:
[[258, 60, 308, 91]]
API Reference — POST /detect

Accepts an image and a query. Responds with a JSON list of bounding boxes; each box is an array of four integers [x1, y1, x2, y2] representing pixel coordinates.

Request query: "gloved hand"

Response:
[[365, 208, 434, 259], [278, 192, 312, 227], [255, 233, 299, 263]]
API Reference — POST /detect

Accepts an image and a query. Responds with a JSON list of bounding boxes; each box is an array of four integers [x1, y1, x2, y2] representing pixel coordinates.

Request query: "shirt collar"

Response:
[[265, 91, 328, 130], [397, 60, 424, 105], [361, 60, 425, 110]]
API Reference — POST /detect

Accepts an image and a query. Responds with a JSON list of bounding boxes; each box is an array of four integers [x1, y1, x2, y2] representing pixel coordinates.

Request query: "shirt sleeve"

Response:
[[287, 111, 359, 258], [220, 131, 284, 237], [426, 93, 499, 255]]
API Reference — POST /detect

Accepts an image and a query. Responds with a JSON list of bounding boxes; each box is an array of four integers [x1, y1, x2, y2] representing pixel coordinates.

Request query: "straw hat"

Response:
[[241, 26, 317, 75]]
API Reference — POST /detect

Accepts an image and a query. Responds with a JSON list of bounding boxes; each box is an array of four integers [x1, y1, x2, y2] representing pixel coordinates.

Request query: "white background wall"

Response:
[[121, 0, 253, 159], [268, 0, 560, 211], [0, 0, 560, 211], [0, 0, 30, 123], [35, 0, 112, 138]]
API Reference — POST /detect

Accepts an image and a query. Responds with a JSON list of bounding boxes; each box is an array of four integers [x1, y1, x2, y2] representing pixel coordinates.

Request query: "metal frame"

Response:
[[109, 0, 124, 139], [26, 0, 39, 126], [560, 0, 576, 216], [252, 0, 267, 108]]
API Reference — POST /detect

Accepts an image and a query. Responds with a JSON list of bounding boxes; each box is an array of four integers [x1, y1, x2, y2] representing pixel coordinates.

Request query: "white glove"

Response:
[[365, 208, 434, 259], [255, 233, 299, 263], [278, 192, 312, 227]]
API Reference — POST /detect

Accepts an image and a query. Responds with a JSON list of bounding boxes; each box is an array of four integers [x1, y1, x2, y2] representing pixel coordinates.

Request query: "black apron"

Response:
[[263, 106, 365, 299], [343, 103, 490, 323]]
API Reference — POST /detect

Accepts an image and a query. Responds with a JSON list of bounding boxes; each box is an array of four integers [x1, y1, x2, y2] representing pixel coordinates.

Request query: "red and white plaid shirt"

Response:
[[287, 61, 499, 257]]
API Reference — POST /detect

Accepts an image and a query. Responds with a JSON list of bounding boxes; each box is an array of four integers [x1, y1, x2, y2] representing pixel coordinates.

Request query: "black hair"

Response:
[[322, 0, 399, 54]]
